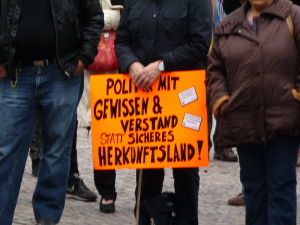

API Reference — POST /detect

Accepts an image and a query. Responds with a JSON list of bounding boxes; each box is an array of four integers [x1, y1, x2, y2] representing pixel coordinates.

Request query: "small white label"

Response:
[[182, 113, 202, 131], [178, 87, 198, 106], [104, 33, 110, 38]]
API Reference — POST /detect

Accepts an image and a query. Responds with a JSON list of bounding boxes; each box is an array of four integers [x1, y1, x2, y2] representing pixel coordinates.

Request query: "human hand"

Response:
[[74, 60, 85, 75], [134, 61, 162, 91], [0, 65, 8, 78], [128, 61, 145, 84]]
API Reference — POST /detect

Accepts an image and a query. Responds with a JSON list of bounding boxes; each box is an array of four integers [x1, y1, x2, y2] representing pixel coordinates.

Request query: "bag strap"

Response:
[[286, 14, 295, 42], [286, 14, 300, 61]]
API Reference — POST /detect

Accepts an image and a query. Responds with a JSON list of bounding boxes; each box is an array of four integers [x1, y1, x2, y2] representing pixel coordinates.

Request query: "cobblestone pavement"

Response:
[[13, 126, 300, 225]]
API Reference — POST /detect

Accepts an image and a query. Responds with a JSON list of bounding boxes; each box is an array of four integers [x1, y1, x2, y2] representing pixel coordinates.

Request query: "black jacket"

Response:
[[0, 0, 104, 77], [223, 0, 300, 14], [115, 0, 212, 72]]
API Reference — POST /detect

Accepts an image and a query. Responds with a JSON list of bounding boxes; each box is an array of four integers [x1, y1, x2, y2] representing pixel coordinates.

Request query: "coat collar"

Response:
[[214, 0, 293, 35]]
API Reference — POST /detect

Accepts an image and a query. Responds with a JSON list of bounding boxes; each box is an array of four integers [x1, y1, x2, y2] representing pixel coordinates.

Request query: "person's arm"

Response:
[[0, 0, 9, 77], [115, 1, 141, 72], [77, 0, 104, 68], [223, 0, 241, 15], [290, 5, 300, 101], [207, 35, 230, 119], [159, 0, 212, 71], [0, 0, 7, 66]]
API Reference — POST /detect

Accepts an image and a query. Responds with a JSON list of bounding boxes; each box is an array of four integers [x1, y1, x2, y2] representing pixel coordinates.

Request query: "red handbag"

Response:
[[88, 30, 119, 72]]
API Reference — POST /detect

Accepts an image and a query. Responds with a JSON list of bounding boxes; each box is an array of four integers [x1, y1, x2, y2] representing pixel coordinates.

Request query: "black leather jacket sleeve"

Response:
[[77, 0, 104, 68], [0, 0, 8, 66]]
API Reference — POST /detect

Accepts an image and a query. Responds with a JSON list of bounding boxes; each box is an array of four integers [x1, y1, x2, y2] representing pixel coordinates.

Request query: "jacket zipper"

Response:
[[49, 0, 71, 79]]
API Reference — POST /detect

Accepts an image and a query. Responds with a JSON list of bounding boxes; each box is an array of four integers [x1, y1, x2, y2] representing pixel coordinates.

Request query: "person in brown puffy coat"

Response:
[[207, 0, 300, 224]]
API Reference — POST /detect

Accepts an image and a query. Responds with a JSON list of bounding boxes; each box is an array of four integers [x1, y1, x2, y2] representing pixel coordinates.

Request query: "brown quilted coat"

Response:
[[207, 0, 300, 147]]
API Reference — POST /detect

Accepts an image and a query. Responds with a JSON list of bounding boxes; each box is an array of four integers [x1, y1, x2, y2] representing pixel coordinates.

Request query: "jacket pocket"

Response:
[[163, 9, 188, 39], [129, 10, 143, 34]]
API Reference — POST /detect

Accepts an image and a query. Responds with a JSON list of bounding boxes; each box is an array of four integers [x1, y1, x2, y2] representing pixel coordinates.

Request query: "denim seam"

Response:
[[0, 115, 36, 219]]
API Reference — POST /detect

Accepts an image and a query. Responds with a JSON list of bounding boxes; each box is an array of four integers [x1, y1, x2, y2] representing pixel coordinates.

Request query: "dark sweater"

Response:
[[14, 0, 56, 62], [223, 0, 300, 14]]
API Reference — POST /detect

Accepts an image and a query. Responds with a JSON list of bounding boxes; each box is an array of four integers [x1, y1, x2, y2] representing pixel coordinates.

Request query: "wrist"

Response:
[[157, 59, 165, 72]]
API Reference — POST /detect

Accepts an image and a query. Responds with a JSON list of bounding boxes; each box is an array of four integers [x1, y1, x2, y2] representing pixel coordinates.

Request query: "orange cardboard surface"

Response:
[[90, 70, 209, 169]]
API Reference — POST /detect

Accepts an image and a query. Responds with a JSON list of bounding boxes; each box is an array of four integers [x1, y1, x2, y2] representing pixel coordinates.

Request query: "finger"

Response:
[[140, 77, 151, 88], [134, 74, 145, 87], [144, 80, 152, 91], [131, 74, 139, 85]]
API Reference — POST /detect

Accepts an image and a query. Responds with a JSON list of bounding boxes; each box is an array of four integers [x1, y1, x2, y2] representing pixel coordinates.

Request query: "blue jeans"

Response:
[[237, 136, 299, 225], [0, 61, 82, 224]]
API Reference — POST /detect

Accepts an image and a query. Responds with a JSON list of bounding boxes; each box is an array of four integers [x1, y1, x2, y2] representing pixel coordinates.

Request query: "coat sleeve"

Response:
[[159, 0, 212, 71], [223, 0, 241, 15], [115, 1, 141, 73], [0, 0, 8, 66], [77, 0, 104, 68], [290, 5, 300, 93], [207, 35, 230, 119]]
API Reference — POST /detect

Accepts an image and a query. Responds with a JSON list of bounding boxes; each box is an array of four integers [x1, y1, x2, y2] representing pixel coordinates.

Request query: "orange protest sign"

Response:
[[90, 70, 209, 170]]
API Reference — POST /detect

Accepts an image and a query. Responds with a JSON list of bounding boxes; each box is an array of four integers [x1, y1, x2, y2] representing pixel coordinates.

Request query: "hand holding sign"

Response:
[[135, 61, 162, 91]]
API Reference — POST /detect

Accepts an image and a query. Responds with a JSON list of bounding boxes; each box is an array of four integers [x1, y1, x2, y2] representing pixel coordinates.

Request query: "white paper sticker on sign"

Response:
[[178, 86, 198, 106], [182, 113, 202, 131]]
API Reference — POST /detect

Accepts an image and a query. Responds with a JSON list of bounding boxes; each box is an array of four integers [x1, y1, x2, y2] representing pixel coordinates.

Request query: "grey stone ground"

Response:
[[12, 122, 300, 225]]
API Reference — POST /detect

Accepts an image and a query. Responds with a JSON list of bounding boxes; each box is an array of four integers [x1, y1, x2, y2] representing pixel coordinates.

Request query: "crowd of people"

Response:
[[0, 0, 299, 224]]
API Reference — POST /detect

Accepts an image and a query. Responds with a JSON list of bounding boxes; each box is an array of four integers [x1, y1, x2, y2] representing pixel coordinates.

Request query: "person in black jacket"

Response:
[[0, 1, 103, 225], [115, 0, 212, 224], [223, 0, 300, 14]]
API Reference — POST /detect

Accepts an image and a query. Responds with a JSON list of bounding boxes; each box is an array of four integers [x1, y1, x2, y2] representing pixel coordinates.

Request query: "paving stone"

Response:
[[12, 124, 300, 225]]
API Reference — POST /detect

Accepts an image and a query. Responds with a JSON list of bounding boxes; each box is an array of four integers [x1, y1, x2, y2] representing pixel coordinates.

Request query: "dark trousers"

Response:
[[136, 168, 199, 225], [237, 136, 299, 225], [69, 120, 79, 175], [94, 170, 117, 200]]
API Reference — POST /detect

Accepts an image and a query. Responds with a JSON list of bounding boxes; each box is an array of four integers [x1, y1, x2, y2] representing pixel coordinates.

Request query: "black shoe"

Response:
[[32, 158, 40, 177], [37, 219, 57, 225], [213, 148, 238, 162], [100, 196, 115, 213], [66, 173, 97, 202]]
